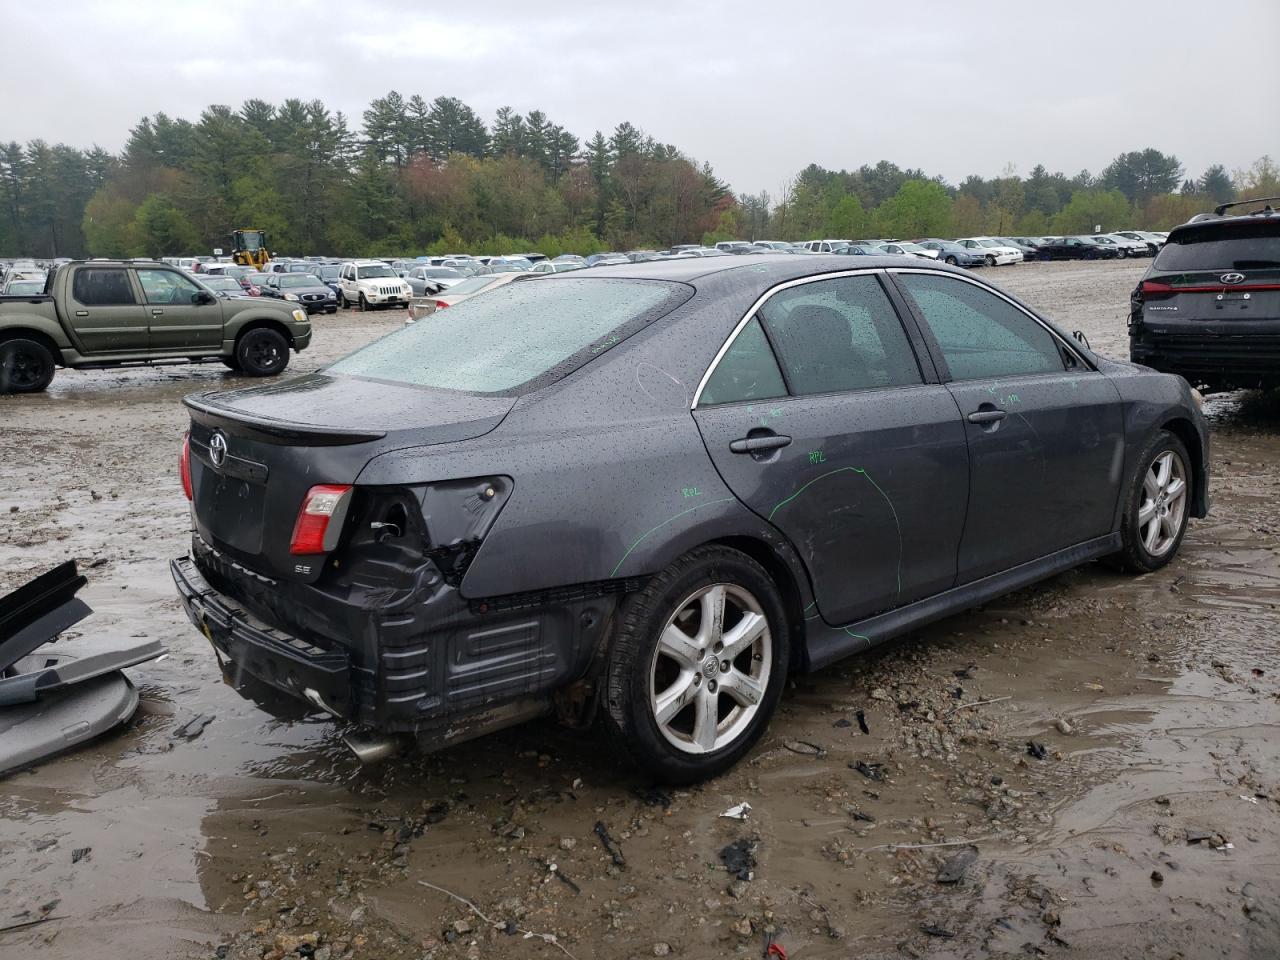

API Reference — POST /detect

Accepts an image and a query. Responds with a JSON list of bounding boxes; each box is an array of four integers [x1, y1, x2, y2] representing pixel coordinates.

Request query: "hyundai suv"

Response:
[[1129, 197, 1280, 391]]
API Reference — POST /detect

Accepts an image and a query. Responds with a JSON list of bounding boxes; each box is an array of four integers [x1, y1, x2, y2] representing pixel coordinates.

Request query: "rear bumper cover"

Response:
[[171, 556, 355, 717], [171, 537, 622, 737], [1131, 330, 1280, 384]]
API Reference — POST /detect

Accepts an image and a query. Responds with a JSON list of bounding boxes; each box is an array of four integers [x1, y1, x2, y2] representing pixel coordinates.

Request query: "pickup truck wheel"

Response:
[[602, 545, 789, 784], [0, 337, 56, 393], [235, 328, 289, 377]]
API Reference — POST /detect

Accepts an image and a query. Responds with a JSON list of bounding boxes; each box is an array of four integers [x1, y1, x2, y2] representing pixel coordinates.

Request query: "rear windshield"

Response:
[[1155, 221, 1280, 270], [328, 278, 691, 394]]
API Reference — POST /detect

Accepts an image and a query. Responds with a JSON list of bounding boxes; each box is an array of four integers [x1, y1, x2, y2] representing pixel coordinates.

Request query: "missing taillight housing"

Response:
[[290, 484, 354, 555], [180, 432, 193, 501]]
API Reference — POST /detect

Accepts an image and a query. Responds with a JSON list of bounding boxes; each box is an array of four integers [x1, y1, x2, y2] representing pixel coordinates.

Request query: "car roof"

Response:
[[542, 252, 958, 285]]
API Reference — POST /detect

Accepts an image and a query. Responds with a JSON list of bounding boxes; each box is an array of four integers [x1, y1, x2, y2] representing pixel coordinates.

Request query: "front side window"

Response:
[[896, 273, 1065, 381], [136, 269, 203, 305], [71, 268, 135, 306], [699, 317, 787, 406], [758, 275, 923, 395]]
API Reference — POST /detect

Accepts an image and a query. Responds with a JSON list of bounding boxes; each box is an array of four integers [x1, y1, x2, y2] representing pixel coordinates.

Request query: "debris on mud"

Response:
[[936, 846, 978, 883], [850, 760, 885, 781], [170, 712, 214, 740], [720, 838, 757, 880], [593, 820, 626, 866]]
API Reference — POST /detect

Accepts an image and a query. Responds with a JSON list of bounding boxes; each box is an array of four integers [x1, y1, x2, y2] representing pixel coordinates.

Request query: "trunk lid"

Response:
[[185, 373, 514, 582]]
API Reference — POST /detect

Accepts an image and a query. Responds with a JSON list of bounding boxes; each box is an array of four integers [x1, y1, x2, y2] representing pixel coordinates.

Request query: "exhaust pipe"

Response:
[[343, 729, 402, 765]]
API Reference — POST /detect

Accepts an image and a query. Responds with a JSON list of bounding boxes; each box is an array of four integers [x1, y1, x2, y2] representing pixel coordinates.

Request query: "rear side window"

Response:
[[897, 273, 1065, 381], [759, 275, 923, 395], [699, 317, 787, 406], [329, 278, 691, 394], [1154, 222, 1280, 271], [72, 268, 135, 306]]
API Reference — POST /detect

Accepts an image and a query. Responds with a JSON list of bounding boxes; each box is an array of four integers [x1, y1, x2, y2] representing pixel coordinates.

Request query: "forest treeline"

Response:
[[0, 90, 1276, 258]]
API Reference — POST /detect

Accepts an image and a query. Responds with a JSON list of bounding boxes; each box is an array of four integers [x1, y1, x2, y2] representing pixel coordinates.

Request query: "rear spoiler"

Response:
[[184, 394, 387, 445]]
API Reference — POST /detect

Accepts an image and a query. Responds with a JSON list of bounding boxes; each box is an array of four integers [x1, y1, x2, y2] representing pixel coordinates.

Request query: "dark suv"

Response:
[[1130, 198, 1280, 391]]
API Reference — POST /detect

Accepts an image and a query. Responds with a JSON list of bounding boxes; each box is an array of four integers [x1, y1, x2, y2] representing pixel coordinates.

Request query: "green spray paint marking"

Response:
[[803, 600, 819, 621], [808, 450, 826, 464], [843, 627, 871, 642], [768, 466, 903, 594], [681, 486, 702, 498], [611, 498, 736, 577]]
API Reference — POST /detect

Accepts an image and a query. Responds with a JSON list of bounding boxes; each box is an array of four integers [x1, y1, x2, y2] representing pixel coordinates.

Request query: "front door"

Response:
[[693, 271, 971, 626], [65, 266, 148, 355], [891, 270, 1125, 581], [136, 268, 223, 352]]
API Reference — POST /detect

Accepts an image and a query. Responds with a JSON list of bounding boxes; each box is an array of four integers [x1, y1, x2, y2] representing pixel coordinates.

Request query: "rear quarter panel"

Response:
[[0, 302, 73, 352], [1099, 358, 1210, 519]]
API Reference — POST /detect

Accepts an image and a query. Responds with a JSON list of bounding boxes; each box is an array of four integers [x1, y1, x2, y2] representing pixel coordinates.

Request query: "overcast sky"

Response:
[[7, 1, 1277, 195]]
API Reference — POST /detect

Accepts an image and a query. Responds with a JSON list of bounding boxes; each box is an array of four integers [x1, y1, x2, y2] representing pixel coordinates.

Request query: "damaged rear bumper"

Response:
[[171, 538, 627, 744], [172, 555, 355, 718]]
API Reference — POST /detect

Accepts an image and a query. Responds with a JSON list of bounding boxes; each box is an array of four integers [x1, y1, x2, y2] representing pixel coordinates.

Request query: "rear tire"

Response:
[[235, 328, 290, 377], [601, 545, 789, 784], [0, 336, 56, 393], [1107, 430, 1191, 573]]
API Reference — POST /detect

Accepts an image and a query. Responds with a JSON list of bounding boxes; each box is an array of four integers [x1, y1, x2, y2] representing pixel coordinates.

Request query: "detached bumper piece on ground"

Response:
[[0, 560, 164, 776]]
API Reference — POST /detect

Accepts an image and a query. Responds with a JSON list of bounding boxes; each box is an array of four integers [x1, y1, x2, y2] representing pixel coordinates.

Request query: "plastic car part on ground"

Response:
[[0, 560, 164, 776]]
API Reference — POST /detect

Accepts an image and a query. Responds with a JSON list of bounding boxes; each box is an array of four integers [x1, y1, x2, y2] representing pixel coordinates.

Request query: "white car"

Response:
[[338, 259, 412, 310], [956, 237, 1023, 266], [800, 239, 853, 253], [876, 241, 939, 260]]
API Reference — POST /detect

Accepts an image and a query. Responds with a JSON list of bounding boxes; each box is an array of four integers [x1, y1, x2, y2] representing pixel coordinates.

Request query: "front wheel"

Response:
[[358, 293, 369, 312], [945, 255, 958, 265], [985, 255, 996, 267], [1109, 430, 1191, 573], [0, 337, 56, 393], [602, 546, 789, 783], [235, 328, 290, 377]]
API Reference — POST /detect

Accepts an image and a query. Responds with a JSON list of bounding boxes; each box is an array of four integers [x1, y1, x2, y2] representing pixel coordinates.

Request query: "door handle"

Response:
[[730, 434, 792, 454], [967, 406, 1007, 425], [74, 310, 88, 317], [151, 308, 165, 316]]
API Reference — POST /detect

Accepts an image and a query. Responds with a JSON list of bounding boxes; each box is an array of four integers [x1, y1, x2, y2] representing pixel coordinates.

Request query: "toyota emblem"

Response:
[[209, 431, 228, 468], [1220, 272, 1246, 285]]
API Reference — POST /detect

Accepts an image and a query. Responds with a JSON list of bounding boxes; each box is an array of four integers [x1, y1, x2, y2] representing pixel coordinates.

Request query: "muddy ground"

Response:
[[1, 259, 1277, 960]]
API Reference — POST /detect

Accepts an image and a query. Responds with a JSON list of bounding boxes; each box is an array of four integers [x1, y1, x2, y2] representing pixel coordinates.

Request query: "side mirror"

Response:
[[193, 290, 216, 305]]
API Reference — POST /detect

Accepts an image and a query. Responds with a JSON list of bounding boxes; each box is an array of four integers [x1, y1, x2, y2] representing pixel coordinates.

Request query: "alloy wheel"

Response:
[[648, 583, 771, 755], [1138, 450, 1187, 557]]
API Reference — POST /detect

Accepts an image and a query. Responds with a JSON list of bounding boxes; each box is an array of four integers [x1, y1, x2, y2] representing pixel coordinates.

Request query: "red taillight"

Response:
[[434, 300, 449, 309], [180, 433, 193, 501], [289, 484, 353, 555], [1140, 281, 1174, 298]]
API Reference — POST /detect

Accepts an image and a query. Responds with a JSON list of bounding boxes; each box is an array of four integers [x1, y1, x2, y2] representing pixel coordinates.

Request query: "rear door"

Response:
[[65, 266, 148, 354], [891, 269, 1124, 582], [693, 270, 971, 626], [136, 267, 223, 352]]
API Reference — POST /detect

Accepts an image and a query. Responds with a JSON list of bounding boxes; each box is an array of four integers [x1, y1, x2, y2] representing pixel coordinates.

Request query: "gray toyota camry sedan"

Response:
[[172, 255, 1209, 782]]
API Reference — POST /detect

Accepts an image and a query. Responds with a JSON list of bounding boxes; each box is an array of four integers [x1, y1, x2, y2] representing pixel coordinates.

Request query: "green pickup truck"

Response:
[[0, 259, 312, 393]]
